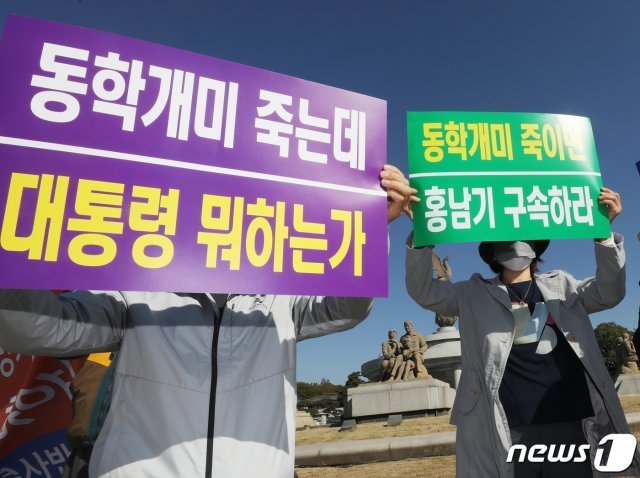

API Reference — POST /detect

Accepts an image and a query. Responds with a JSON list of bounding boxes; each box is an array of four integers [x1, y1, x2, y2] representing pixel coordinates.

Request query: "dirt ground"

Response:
[[296, 456, 456, 478], [294, 395, 640, 477]]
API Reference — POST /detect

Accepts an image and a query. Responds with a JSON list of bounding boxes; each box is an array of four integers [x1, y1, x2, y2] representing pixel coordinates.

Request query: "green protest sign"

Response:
[[407, 112, 610, 246]]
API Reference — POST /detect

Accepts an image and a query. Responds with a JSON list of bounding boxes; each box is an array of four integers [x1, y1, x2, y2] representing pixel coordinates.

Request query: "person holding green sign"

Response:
[[405, 187, 640, 477]]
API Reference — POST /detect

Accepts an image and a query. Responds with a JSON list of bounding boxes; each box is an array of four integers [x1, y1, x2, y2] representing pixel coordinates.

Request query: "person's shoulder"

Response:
[[536, 269, 572, 280], [535, 269, 581, 293], [469, 272, 499, 286]]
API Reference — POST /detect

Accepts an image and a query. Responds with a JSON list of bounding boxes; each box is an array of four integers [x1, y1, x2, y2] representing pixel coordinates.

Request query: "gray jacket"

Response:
[[405, 234, 640, 477], [0, 291, 372, 477]]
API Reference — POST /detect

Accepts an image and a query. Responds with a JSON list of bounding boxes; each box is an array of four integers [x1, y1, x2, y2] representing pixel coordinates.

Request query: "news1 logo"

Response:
[[507, 434, 637, 472], [594, 434, 637, 472]]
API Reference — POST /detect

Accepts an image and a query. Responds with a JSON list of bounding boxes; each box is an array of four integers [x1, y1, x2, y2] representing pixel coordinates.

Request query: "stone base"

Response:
[[296, 410, 317, 429], [615, 374, 640, 395], [423, 327, 462, 389], [344, 378, 455, 419]]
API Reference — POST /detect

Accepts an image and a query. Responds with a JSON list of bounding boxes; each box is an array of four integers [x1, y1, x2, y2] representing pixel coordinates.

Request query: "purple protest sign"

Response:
[[0, 15, 388, 296]]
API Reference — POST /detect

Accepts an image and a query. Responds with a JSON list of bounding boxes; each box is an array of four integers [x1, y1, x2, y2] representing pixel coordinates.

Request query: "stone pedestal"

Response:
[[615, 374, 640, 395], [360, 357, 384, 382], [344, 378, 455, 420], [423, 326, 461, 389], [296, 410, 317, 429]]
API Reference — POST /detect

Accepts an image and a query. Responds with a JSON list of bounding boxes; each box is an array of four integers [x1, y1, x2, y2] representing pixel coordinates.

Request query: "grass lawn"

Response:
[[296, 414, 454, 446]]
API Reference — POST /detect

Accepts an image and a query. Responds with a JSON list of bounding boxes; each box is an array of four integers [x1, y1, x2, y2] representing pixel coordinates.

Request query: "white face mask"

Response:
[[499, 256, 532, 271]]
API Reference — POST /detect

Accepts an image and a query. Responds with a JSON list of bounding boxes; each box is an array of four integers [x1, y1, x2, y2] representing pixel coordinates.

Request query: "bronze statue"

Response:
[[617, 333, 639, 375], [380, 330, 403, 381], [397, 335, 416, 380], [432, 251, 457, 328], [400, 320, 431, 379]]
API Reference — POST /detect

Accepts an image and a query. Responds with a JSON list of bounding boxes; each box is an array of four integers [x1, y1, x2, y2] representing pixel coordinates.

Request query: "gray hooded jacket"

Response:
[[405, 234, 640, 477], [0, 290, 372, 477]]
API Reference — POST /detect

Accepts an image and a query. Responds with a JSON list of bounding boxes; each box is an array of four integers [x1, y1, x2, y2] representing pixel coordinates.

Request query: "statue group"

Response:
[[617, 332, 639, 375], [380, 320, 431, 381], [379, 253, 454, 383]]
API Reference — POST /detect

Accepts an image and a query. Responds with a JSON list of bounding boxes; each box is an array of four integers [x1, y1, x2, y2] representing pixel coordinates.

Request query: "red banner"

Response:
[[0, 353, 86, 476]]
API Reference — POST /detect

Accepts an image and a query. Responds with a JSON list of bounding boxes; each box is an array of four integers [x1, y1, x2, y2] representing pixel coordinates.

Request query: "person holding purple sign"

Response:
[[0, 165, 417, 478], [405, 188, 640, 477]]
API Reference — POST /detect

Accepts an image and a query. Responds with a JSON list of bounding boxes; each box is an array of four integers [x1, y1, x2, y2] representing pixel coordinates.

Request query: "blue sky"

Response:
[[1, 0, 639, 384]]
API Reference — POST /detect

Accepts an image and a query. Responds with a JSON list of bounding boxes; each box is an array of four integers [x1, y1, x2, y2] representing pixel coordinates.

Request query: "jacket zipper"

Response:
[[205, 300, 223, 478]]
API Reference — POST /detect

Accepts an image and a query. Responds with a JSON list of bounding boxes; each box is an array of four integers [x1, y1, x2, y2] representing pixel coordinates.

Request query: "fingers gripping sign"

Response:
[[598, 187, 622, 224], [380, 164, 420, 222]]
